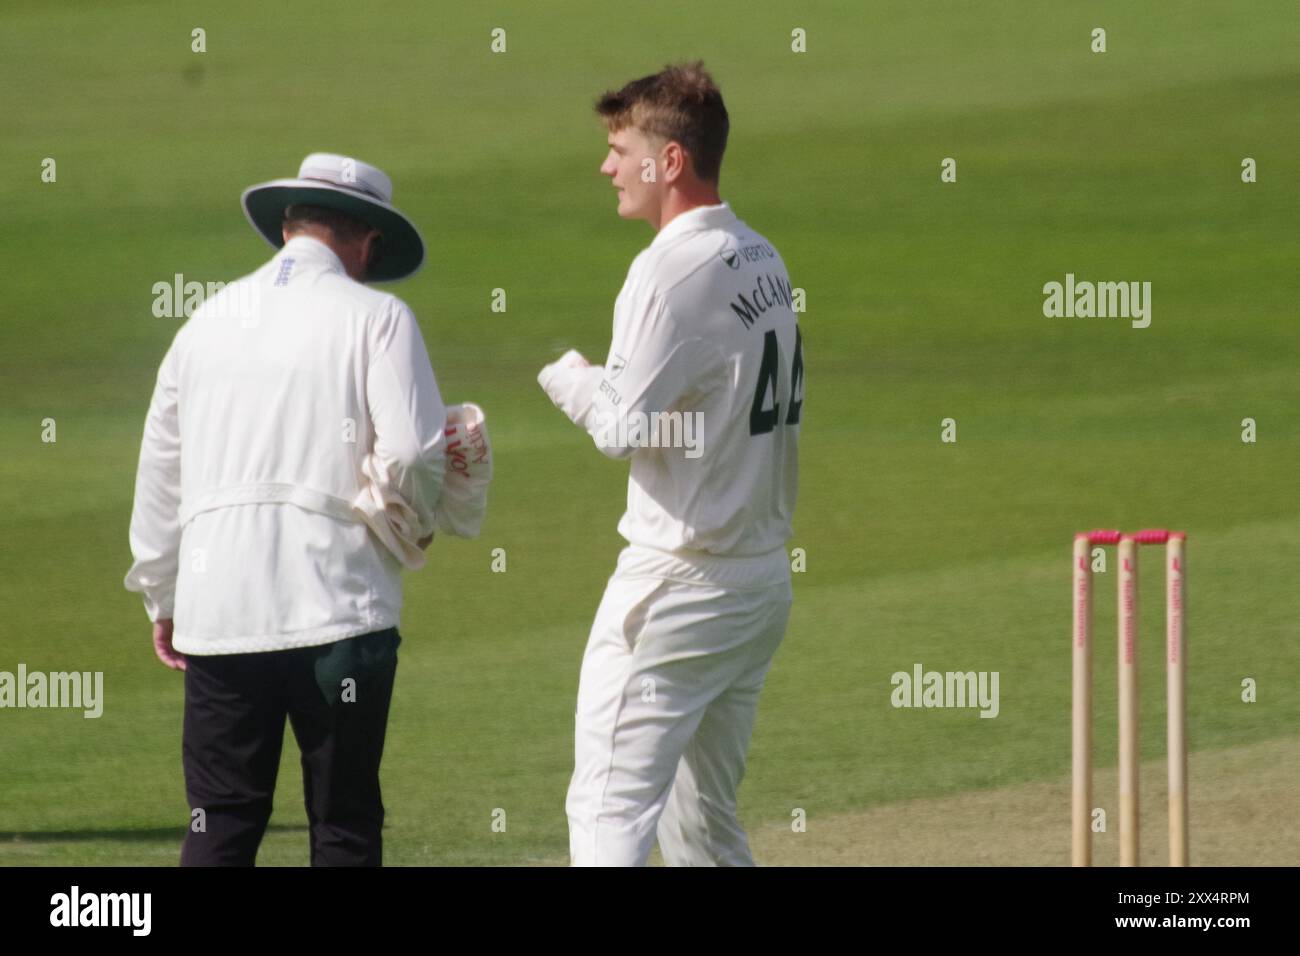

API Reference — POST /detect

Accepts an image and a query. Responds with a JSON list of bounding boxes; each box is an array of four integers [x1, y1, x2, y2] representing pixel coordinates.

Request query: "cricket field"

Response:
[[1, 0, 1297, 865]]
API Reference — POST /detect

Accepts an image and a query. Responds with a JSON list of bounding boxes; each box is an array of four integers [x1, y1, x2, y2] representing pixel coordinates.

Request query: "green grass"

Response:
[[1, 0, 1298, 865]]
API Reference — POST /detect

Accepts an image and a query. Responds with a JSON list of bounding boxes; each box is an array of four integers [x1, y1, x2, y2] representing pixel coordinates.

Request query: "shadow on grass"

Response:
[[0, 824, 309, 844]]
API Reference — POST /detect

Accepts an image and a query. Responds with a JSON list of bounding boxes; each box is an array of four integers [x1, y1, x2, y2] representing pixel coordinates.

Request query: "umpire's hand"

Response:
[[153, 618, 187, 671]]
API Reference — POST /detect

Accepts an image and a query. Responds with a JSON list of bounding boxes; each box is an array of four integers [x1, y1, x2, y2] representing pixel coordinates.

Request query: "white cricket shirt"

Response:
[[124, 236, 447, 654], [541, 202, 802, 566]]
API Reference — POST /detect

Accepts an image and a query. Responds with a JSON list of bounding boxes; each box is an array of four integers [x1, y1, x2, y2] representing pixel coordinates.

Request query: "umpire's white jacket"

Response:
[[124, 235, 447, 655]]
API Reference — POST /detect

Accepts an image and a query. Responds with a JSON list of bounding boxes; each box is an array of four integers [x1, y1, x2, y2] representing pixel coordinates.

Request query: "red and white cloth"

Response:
[[353, 402, 493, 566]]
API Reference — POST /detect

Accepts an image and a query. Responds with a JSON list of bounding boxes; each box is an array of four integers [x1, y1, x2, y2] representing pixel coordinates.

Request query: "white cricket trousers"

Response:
[[566, 545, 792, 866]]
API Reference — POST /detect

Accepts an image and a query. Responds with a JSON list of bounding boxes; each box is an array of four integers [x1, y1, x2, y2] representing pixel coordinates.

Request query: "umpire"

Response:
[[124, 153, 447, 866]]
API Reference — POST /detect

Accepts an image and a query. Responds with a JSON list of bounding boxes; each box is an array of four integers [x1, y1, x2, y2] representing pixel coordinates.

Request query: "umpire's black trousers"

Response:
[[180, 627, 401, 866]]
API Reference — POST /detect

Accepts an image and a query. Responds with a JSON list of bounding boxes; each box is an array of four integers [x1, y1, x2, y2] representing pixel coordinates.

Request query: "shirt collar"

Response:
[[651, 201, 736, 248], [278, 235, 346, 275]]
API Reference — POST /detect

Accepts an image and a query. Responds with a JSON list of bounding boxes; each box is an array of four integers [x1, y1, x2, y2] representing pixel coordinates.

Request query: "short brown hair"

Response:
[[595, 61, 729, 183], [283, 204, 375, 242]]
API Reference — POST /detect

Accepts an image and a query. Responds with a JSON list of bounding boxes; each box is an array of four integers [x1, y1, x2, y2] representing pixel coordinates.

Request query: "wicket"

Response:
[[1072, 529, 1187, 867]]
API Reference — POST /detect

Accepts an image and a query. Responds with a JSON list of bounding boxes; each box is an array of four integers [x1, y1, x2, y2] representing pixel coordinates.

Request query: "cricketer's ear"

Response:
[[660, 141, 688, 184]]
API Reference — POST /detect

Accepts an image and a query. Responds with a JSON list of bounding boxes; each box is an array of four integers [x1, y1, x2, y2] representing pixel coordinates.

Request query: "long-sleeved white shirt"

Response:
[[124, 235, 447, 654], [540, 202, 801, 562]]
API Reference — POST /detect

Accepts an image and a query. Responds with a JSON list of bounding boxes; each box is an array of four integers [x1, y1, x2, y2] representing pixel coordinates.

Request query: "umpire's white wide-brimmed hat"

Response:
[[241, 153, 424, 282]]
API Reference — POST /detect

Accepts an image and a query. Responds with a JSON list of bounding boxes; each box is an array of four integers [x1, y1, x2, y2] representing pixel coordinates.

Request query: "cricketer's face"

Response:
[[601, 126, 664, 223]]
